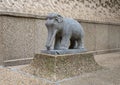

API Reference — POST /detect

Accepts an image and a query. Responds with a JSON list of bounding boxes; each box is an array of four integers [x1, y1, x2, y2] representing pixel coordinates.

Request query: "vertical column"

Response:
[[0, 16, 3, 65]]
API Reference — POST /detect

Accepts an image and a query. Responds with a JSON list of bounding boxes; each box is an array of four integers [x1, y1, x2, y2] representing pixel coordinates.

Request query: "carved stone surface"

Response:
[[41, 49, 87, 55], [0, 17, 3, 65], [45, 13, 85, 51], [22, 52, 101, 81], [2, 16, 35, 60], [0, 0, 120, 24], [0, 16, 120, 66]]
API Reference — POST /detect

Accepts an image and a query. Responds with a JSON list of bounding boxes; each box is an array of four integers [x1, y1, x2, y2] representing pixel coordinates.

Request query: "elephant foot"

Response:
[[59, 47, 68, 50], [77, 47, 87, 51], [47, 47, 52, 50], [46, 45, 52, 50]]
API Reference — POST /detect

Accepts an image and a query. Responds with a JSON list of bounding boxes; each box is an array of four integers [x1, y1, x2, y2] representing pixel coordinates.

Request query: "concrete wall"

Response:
[[0, 0, 120, 24], [0, 16, 120, 65], [82, 23, 120, 51], [0, 16, 3, 65], [0, 0, 119, 66], [0, 16, 47, 64]]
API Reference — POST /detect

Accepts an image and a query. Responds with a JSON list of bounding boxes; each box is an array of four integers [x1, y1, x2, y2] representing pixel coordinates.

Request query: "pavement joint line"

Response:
[[8, 67, 56, 84], [7, 66, 106, 84], [1, 52, 120, 85]]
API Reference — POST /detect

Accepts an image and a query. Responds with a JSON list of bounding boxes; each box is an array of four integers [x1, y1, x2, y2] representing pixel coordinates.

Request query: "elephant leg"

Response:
[[69, 39, 76, 49], [54, 37, 61, 50], [60, 35, 70, 50], [77, 38, 84, 49]]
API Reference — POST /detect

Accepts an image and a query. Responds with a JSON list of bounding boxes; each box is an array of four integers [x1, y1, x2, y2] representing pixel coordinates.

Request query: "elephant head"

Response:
[[45, 13, 63, 50], [45, 13, 63, 26]]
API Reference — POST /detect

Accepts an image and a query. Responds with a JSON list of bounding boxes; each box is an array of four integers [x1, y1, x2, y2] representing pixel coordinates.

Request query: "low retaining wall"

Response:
[[0, 15, 120, 66]]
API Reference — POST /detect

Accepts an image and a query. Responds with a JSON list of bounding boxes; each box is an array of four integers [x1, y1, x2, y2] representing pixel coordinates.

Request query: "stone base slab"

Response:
[[41, 49, 87, 55], [4, 58, 32, 67], [22, 52, 101, 81], [4, 48, 120, 67]]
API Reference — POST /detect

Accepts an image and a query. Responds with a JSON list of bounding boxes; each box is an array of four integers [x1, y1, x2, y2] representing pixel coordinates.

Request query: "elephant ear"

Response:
[[56, 14, 63, 23]]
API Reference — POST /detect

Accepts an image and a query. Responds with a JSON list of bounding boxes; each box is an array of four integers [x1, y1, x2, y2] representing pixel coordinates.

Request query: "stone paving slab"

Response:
[[22, 52, 101, 81], [0, 67, 55, 85], [0, 52, 120, 85]]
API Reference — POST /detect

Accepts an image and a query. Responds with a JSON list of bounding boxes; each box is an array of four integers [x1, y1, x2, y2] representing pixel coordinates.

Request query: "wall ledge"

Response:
[[0, 11, 120, 26], [4, 48, 120, 67]]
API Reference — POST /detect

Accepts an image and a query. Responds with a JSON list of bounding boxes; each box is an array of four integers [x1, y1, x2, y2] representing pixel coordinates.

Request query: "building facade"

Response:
[[0, 0, 120, 65]]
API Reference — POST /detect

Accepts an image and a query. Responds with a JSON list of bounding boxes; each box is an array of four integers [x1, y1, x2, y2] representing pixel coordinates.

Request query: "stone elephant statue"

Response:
[[45, 13, 85, 50]]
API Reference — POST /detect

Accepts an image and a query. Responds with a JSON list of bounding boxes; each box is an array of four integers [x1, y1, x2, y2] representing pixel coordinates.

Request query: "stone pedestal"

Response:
[[22, 52, 101, 82], [41, 49, 87, 55]]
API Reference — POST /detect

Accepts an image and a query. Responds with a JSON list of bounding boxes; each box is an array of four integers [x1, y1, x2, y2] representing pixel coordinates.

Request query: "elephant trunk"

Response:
[[46, 29, 57, 50]]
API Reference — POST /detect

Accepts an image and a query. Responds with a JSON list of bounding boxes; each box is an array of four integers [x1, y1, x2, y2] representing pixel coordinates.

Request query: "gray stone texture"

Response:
[[0, 0, 120, 65], [0, 16, 120, 65], [34, 20, 47, 53], [0, 16, 3, 65], [95, 24, 109, 50], [2, 16, 35, 61], [0, 0, 120, 24], [4, 58, 32, 66], [0, 16, 47, 65], [45, 13, 85, 50], [108, 25, 120, 49], [41, 49, 87, 55], [81, 23, 96, 51], [22, 52, 101, 81], [1, 52, 120, 85]]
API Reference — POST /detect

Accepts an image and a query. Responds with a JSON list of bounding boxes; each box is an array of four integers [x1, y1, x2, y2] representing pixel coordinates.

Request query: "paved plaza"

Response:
[[0, 52, 120, 85]]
